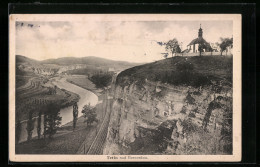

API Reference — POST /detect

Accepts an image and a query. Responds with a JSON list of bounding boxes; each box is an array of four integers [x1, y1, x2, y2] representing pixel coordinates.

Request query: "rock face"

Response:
[[103, 79, 232, 155]]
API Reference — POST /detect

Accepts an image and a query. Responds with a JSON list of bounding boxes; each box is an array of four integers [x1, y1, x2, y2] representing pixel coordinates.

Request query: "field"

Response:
[[66, 75, 103, 95]]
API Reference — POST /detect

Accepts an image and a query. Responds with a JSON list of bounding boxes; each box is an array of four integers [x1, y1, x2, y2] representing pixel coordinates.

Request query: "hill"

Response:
[[41, 56, 140, 67], [16, 55, 40, 65], [116, 56, 232, 88], [16, 55, 141, 76]]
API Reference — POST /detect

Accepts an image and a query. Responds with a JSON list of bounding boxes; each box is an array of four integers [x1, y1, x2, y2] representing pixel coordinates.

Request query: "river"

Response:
[[50, 76, 98, 125]]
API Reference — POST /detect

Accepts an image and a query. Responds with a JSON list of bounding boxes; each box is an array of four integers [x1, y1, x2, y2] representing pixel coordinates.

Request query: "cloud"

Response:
[[16, 20, 233, 63]]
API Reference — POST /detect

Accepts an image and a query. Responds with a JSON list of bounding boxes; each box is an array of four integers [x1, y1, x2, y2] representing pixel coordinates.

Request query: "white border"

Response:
[[9, 14, 242, 162]]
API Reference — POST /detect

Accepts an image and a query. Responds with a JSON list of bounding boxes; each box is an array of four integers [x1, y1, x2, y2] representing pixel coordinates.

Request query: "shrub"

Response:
[[180, 106, 187, 114], [185, 93, 195, 105], [82, 104, 98, 126], [90, 72, 113, 88], [188, 112, 196, 118]]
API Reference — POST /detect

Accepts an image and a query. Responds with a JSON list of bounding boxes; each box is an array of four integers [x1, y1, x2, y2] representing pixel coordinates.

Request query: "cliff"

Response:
[[103, 56, 233, 155]]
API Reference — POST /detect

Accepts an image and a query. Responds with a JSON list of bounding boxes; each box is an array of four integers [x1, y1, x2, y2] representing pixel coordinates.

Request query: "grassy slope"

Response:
[[15, 117, 97, 154], [116, 56, 232, 88]]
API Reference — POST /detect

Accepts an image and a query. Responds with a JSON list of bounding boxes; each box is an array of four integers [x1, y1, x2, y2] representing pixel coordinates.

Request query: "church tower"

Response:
[[198, 24, 203, 38]]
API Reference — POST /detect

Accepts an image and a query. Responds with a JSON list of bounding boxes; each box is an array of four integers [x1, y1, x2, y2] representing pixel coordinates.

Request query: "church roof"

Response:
[[187, 37, 209, 46]]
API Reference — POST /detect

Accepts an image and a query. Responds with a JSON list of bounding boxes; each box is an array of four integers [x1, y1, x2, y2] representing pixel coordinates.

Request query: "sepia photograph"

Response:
[[9, 14, 241, 162]]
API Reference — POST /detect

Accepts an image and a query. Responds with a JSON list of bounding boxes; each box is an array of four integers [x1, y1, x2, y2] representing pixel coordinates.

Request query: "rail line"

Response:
[[86, 91, 112, 155]]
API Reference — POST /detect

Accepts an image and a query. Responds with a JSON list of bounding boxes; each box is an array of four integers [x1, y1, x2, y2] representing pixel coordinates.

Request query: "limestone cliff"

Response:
[[103, 56, 233, 155]]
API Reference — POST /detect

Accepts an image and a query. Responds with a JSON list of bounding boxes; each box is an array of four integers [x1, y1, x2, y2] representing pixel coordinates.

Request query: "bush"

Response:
[[188, 112, 196, 118], [180, 106, 187, 114], [82, 104, 98, 126], [185, 93, 195, 105], [90, 72, 113, 88]]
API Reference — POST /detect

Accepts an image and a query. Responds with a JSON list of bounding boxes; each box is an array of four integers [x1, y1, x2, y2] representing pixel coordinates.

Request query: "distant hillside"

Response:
[[116, 56, 232, 88], [16, 55, 40, 65], [16, 55, 141, 76], [41, 56, 140, 67]]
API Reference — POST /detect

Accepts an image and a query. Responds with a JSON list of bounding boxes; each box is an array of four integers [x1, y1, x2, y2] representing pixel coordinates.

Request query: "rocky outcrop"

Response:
[[103, 79, 232, 155]]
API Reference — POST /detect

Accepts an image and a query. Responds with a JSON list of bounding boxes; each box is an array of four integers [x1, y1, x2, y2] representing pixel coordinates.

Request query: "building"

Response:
[[186, 25, 212, 53]]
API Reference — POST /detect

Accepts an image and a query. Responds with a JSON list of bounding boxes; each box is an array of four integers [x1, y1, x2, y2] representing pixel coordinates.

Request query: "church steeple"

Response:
[[198, 24, 203, 38]]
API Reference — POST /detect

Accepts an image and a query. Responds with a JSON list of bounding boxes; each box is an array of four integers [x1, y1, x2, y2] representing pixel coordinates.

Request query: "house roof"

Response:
[[187, 37, 209, 46]]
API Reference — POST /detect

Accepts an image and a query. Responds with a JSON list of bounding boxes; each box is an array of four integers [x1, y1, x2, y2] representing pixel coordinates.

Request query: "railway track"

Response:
[[86, 91, 113, 155], [85, 74, 119, 154]]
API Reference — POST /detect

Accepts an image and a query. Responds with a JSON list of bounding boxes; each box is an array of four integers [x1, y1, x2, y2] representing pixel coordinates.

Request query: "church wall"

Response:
[[176, 52, 232, 57], [195, 44, 199, 52]]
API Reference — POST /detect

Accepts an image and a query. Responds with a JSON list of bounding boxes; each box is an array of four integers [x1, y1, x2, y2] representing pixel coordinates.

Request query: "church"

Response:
[[185, 25, 212, 53]]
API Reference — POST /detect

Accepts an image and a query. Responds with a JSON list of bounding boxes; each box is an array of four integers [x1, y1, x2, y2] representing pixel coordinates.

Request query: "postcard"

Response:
[[9, 14, 241, 162]]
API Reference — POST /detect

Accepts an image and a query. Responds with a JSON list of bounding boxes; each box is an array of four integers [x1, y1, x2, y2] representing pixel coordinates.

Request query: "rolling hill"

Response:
[[16, 55, 141, 76], [116, 56, 233, 88], [40, 56, 140, 67]]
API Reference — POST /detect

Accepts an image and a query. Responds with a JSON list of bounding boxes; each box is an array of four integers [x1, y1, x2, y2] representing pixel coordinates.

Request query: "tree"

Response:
[[82, 104, 98, 126], [16, 117, 22, 144], [219, 37, 233, 56], [165, 38, 181, 58], [26, 110, 34, 141], [90, 72, 113, 89], [209, 47, 213, 56], [198, 42, 208, 56], [37, 111, 42, 139], [43, 103, 62, 139], [73, 102, 78, 131]]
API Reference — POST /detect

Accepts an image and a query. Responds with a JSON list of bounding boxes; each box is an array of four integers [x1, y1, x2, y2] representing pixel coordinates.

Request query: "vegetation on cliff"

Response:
[[116, 56, 232, 88]]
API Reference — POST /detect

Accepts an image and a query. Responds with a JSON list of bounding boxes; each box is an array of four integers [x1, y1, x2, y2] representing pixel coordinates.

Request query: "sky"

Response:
[[16, 20, 233, 63]]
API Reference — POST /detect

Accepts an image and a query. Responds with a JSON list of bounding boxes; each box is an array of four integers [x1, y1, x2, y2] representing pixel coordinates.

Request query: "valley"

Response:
[[15, 55, 233, 155]]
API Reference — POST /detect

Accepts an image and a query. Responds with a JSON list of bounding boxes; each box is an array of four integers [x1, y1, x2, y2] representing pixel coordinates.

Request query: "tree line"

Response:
[[163, 37, 233, 58], [16, 102, 98, 144]]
